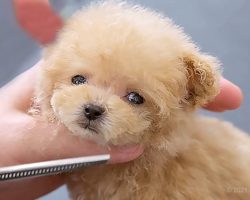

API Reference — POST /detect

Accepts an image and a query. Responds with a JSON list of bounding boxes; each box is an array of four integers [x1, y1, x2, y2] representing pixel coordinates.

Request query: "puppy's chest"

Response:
[[67, 154, 170, 200], [66, 152, 220, 200]]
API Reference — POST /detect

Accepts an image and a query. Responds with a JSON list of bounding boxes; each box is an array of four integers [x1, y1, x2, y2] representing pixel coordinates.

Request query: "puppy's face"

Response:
[[38, 2, 219, 146], [49, 61, 153, 145]]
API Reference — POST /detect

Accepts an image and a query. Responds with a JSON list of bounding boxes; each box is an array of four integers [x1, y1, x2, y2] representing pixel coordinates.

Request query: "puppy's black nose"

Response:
[[84, 104, 105, 121]]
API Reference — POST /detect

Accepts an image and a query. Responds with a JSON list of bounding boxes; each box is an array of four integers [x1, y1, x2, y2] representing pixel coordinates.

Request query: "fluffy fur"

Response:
[[35, 1, 250, 199]]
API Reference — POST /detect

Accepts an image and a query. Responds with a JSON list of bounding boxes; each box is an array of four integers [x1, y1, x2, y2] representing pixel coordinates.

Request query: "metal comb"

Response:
[[0, 154, 110, 181]]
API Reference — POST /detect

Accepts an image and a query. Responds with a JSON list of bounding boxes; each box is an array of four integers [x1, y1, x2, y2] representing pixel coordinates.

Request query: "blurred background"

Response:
[[0, 0, 249, 199]]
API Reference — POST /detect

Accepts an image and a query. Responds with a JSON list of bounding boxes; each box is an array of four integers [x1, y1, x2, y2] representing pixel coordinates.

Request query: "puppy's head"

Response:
[[38, 1, 220, 145]]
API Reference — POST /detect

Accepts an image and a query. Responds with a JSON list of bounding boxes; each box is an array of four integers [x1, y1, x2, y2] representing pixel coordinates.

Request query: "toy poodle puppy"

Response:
[[34, 1, 250, 199]]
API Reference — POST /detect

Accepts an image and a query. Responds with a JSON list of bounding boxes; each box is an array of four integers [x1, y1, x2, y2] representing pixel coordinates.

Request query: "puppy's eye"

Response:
[[126, 92, 144, 105], [72, 75, 87, 85]]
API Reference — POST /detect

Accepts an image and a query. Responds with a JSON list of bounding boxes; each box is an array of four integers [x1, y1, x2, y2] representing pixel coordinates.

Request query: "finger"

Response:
[[0, 62, 40, 112], [0, 145, 143, 199], [13, 0, 63, 44], [1, 115, 143, 166], [204, 78, 243, 112]]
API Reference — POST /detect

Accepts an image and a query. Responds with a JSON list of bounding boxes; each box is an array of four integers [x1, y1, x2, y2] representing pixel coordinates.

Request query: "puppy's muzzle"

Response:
[[84, 104, 105, 121]]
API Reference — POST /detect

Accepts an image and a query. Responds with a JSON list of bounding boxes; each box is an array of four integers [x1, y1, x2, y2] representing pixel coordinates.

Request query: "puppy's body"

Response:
[[67, 116, 250, 200], [35, 1, 250, 199]]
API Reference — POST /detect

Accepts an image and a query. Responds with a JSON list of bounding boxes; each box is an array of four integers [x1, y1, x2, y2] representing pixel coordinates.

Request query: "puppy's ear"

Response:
[[182, 53, 221, 108]]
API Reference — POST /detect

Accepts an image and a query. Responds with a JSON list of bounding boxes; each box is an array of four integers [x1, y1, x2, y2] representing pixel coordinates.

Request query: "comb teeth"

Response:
[[0, 163, 85, 181], [0, 155, 110, 181]]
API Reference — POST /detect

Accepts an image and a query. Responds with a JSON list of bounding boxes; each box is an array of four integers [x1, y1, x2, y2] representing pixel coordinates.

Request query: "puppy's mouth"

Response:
[[78, 120, 99, 134]]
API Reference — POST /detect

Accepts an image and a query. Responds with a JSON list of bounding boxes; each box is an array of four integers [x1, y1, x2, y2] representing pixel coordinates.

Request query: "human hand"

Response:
[[13, 0, 62, 45], [0, 62, 143, 199]]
